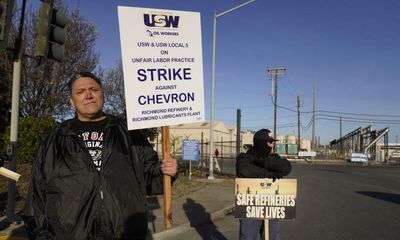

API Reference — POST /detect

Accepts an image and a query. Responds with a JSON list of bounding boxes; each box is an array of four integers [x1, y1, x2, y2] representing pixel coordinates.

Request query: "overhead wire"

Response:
[[270, 95, 400, 122], [223, 85, 400, 137]]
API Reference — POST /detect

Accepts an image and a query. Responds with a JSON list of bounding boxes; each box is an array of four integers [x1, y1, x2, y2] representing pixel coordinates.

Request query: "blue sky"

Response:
[[46, 0, 400, 144]]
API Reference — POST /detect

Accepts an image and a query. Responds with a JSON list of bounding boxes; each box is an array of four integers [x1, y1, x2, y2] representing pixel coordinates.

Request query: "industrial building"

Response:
[[150, 121, 311, 158]]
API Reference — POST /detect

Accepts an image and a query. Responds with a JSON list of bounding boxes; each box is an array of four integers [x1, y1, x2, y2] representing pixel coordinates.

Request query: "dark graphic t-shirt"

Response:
[[72, 117, 108, 171]]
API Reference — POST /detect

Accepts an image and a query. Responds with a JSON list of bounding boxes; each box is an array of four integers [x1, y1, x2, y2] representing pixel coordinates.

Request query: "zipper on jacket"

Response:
[[98, 172, 105, 201]]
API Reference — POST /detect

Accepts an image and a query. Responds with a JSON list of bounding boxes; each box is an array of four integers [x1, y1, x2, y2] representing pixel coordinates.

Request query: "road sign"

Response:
[[351, 153, 368, 163], [182, 140, 200, 161]]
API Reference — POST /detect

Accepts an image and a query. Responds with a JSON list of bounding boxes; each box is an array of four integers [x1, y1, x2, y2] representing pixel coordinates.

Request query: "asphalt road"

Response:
[[169, 163, 400, 240]]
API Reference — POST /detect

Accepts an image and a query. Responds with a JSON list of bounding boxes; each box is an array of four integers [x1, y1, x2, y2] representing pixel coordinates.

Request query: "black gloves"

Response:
[[269, 155, 292, 176], [272, 173, 283, 182]]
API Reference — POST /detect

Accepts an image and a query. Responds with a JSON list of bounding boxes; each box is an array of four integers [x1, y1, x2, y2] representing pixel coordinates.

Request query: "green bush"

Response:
[[2, 117, 57, 164]]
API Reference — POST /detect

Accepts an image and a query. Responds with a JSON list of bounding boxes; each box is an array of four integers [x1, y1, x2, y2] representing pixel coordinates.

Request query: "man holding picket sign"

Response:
[[236, 129, 292, 240], [118, 3, 205, 235], [21, 72, 177, 239]]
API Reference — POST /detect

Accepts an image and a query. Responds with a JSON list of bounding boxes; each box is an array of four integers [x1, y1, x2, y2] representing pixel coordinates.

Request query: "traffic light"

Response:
[[35, 2, 67, 62], [0, 0, 14, 50]]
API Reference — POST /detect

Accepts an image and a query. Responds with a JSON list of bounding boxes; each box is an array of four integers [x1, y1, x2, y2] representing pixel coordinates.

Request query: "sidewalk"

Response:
[[0, 177, 236, 240], [148, 178, 235, 239]]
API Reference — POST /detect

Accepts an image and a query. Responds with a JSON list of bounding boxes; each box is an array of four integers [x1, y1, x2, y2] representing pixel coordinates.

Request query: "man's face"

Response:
[[69, 77, 104, 121]]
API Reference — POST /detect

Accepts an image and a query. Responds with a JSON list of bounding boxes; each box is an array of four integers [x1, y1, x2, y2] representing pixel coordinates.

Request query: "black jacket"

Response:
[[236, 146, 291, 179], [21, 115, 164, 240]]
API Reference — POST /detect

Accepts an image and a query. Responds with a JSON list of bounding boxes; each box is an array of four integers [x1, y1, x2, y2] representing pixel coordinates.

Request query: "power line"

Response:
[[316, 110, 400, 118], [270, 95, 297, 112], [242, 122, 298, 130], [269, 95, 400, 118], [316, 114, 400, 123], [316, 117, 400, 125]]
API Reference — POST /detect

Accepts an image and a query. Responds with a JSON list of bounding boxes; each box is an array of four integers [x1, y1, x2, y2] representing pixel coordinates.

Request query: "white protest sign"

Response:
[[118, 6, 205, 130]]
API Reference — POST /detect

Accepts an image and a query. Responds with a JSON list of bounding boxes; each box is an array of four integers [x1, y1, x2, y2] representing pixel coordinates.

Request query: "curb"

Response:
[[151, 203, 235, 240], [0, 203, 236, 240]]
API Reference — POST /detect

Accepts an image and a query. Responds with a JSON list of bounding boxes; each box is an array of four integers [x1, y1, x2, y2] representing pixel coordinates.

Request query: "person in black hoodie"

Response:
[[236, 129, 291, 240], [21, 72, 177, 240]]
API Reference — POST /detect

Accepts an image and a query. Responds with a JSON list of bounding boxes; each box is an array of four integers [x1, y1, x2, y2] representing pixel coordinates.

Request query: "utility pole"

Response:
[[236, 109, 241, 156], [339, 116, 342, 156], [297, 95, 301, 152], [312, 80, 316, 150], [267, 67, 286, 152]]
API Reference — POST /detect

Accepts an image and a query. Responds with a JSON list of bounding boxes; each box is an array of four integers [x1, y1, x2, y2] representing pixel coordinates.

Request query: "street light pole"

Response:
[[208, 0, 256, 180], [208, 13, 217, 180]]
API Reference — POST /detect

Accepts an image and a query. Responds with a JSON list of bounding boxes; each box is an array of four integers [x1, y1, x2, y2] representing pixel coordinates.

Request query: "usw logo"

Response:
[[143, 14, 180, 28]]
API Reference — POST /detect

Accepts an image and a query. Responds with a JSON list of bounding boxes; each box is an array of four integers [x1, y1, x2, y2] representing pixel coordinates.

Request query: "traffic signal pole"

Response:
[[6, 0, 26, 223], [6, 0, 66, 222], [0, 0, 15, 49]]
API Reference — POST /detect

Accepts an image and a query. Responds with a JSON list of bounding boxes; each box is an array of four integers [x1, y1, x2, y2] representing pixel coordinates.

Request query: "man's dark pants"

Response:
[[239, 218, 280, 240]]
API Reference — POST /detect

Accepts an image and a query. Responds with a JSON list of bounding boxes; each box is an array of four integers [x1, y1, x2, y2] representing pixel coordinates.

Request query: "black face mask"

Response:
[[253, 139, 272, 157]]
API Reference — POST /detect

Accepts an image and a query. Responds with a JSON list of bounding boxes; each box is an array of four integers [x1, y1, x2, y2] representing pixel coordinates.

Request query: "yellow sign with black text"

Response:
[[235, 178, 297, 219]]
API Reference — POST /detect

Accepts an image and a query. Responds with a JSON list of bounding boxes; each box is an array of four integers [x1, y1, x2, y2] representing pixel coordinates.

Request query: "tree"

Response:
[[102, 60, 126, 117], [20, 5, 100, 120], [0, 2, 17, 152], [0, 50, 12, 151]]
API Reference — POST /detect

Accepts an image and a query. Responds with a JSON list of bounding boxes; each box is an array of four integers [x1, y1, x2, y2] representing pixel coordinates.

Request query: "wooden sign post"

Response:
[[162, 126, 172, 228], [118, 6, 205, 229], [264, 219, 269, 240]]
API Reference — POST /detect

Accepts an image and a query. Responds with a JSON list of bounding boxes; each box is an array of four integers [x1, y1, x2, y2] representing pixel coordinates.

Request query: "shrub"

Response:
[[2, 117, 57, 164]]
